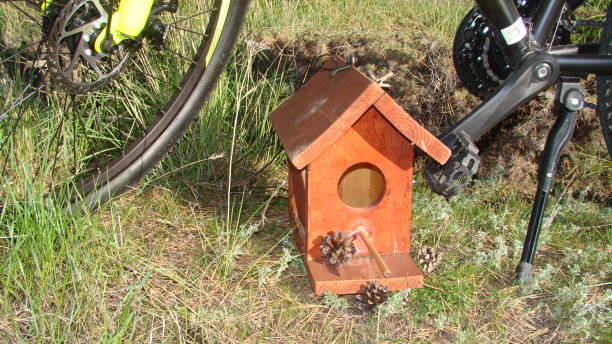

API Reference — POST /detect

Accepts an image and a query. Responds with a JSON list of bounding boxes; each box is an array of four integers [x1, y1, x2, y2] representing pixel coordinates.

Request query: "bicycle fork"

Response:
[[93, 0, 156, 52], [40, 0, 174, 52]]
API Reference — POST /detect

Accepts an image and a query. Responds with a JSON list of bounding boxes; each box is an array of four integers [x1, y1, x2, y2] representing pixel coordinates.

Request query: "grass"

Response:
[[1, 0, 611, 343]]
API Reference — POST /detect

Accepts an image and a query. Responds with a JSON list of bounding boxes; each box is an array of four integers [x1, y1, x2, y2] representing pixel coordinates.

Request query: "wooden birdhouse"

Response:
[[270, 57, 451, 295]]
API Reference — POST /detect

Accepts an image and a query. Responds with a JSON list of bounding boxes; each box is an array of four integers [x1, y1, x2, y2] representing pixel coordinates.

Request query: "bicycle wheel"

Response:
[[597, 2, 612, 158], [0, 0, 249, 209]]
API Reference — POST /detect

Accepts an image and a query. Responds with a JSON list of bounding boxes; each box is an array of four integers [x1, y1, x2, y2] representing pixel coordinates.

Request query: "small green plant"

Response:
[[322, 292, 350, 311], [378, 289, 411, 317], [550, 284, 612, 340]]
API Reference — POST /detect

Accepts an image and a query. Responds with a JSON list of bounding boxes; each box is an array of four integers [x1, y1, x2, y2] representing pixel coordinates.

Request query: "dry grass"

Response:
[[1, 1, 610, 343], [81, 177, 609, 343]]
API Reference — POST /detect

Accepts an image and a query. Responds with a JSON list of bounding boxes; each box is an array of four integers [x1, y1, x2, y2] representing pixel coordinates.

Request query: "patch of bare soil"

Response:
[[251, 32, 610, 201]]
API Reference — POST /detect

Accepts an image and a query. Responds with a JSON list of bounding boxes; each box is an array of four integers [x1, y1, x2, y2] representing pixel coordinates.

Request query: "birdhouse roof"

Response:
[[270, 57, 451, 170]]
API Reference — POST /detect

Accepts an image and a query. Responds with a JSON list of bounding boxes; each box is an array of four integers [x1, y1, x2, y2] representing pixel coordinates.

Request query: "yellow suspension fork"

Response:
[[40, 0, 52, 12], [40, 0, 154, 53], [94, 0, 155, 53]]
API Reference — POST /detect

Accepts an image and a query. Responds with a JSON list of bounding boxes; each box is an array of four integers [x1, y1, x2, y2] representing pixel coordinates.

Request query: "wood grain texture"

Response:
[[306, 107, 413, 260], [270, 56, 449, 168], [288, 160, 308, 231], [358, 230, 391, 277], [270, 59, 384, 169], [338, 163, 385, 208], [276, 57, 445, 296], [374, 93, 451, 165], [304, 254, 423, 295]]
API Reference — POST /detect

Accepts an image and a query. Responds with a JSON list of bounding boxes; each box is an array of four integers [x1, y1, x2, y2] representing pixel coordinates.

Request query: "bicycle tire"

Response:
[[596, 2, 612, 158], [0, 0, 250, 210]]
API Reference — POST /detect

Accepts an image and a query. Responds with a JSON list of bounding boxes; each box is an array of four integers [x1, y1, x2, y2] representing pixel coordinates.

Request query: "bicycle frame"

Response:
[[479, 0, 612, 75], [426, 0, 611, 282], [434, 0, 612, 152]]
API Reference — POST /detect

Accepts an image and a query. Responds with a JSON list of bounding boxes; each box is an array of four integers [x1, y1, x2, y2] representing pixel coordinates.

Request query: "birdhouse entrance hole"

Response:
[[338, 163, 386, 208]]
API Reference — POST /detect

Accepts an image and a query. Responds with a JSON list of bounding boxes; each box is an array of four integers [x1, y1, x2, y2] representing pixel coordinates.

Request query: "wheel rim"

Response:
[[0, 0, 230, 204]]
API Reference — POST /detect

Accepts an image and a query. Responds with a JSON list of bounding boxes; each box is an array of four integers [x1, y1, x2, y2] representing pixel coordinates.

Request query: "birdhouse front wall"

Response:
[[306, 106, 414, 260]]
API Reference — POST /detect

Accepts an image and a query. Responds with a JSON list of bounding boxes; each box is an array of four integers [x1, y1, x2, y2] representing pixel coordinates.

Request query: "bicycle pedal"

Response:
[[424, 132, 480, 197]]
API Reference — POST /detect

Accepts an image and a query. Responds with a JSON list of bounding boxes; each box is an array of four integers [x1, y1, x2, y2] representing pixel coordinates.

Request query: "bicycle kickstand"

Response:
[[515, 77, 584, 283]]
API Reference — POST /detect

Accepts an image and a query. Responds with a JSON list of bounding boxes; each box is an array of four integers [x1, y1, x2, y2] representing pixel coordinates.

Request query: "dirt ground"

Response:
[[251, 31, 610, 203]]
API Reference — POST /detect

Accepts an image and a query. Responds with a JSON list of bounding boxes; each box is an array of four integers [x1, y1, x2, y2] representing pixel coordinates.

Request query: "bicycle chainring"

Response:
[[453, 0, 573, 100], [47, 0, 131, 94]]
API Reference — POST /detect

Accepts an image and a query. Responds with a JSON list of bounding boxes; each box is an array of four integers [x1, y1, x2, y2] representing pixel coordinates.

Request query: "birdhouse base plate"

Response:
[[303, 254, 423, 295]]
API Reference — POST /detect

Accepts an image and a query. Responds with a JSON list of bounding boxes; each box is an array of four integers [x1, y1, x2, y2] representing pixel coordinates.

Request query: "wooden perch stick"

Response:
[[357, 230, 391, 277]]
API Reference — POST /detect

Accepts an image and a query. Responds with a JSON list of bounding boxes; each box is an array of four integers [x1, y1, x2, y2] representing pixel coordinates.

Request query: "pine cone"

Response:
[[418, 246, 443, 273], [319, 231, 356, 266], [356, 281, 389, 311]]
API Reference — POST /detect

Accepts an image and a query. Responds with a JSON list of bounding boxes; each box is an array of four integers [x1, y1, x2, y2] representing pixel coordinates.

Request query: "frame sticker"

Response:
[[501, 17, 527, 45]]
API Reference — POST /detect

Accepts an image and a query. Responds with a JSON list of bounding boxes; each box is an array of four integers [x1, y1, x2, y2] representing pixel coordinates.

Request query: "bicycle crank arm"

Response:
[[444, 52, 559, 142], [424, 52, 559, 197]]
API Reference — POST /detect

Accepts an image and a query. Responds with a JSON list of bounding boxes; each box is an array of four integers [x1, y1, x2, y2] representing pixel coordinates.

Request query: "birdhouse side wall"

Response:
[[306, 106, 414, 260], [288, 160, 308, 251]]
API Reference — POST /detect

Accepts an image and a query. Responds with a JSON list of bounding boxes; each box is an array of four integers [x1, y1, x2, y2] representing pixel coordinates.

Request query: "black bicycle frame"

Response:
[[438, 0, 612, 145], [426, 0, 610, 282], [478, 0, 612, 76]]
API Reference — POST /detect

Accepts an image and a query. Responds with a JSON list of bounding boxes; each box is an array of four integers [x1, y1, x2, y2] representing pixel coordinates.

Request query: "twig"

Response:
[[423, 283, 444, 292], [586, 282, 612, 288]]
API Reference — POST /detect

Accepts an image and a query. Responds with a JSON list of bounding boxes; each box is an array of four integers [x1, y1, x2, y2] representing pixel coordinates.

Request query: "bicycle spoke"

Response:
[[168, 24, 208, 38], [1, 0, 237, 205], [164, 47, 198, 64], [1, 41, 48, 120], [167, 8, 214, 26], [0, 40, 45, 65], [110, 55, 180, 90], [0, 84, 44, 120], [40, 94, 69, 181], [6, 1, 43, 29]]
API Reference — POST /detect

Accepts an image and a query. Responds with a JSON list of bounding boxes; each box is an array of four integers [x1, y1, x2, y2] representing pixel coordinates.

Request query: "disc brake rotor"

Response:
[[47, 0, 131, 93]]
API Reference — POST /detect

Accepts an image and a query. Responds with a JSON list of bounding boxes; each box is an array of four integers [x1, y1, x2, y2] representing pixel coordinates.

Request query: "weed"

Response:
[[378, 289, 411, 317], [1, 0, 610, 343], [322, 292, 350, 311]]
